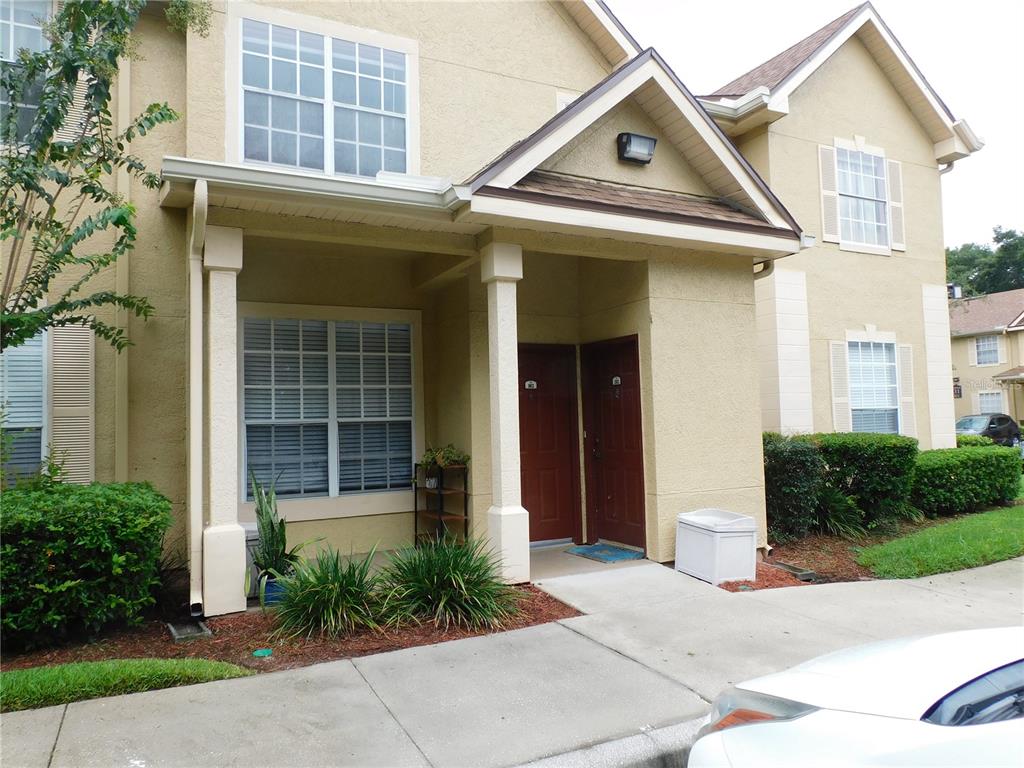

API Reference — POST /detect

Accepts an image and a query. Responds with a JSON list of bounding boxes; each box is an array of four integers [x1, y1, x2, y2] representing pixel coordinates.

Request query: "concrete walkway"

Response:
[[3, 558, 1021, 768]]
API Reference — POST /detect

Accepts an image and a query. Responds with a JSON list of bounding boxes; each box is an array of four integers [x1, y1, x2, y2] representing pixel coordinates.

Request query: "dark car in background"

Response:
[[955, 413, 1021, 446]]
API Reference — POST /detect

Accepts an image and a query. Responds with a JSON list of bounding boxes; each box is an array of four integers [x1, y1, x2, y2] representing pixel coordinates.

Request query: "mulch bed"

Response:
[[2, 586, 579, 674], [718, 562, 808, 592]]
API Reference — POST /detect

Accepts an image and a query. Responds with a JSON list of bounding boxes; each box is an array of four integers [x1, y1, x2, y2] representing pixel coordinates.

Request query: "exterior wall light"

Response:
[[617, 132, 657, 164]]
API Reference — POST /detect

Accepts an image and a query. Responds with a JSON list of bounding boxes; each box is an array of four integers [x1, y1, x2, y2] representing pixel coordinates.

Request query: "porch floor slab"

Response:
[[534, 561, 719, 613], [529, 543, 651, 581]]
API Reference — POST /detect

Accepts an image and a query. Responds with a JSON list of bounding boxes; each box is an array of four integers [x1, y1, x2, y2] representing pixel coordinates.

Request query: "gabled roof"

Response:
[[559, 0, 642, 68], [465, 48, 802, 237], [949, 288, 1024, 337], [698, 2, 982, 162]]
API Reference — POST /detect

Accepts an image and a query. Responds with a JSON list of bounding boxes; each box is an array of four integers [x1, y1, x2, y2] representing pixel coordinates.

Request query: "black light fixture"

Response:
[[617, 132, 657, 164]]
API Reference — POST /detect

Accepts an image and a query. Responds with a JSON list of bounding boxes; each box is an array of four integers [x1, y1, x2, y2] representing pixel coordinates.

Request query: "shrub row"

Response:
[[1, 483, 172, 650], [911, 446, 1022, 515]]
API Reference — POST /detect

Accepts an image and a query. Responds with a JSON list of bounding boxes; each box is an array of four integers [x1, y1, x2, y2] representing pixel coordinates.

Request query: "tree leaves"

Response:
[[946, 228, 1024, 297]]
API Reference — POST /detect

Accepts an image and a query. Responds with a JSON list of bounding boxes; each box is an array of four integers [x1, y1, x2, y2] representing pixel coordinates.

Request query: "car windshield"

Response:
[[957, 416, 990, 430], [924, 660, 1024, 726]]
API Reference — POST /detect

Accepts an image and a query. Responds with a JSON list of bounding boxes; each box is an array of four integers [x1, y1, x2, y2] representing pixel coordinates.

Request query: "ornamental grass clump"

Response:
[[380, 536, 521, 630], [273, 548, 381, 638]]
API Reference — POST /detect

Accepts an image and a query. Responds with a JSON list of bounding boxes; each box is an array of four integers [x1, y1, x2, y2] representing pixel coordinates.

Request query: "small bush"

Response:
[[812, 432, 918, 527], [956, 434, 995, 448], [912, 447, 1022, 516], [1, 483, 172, 650], [762, 433, 823, 543], [0, 658, 251, 712], [273, 548, 380, 638], [381, 537, 521, 630]]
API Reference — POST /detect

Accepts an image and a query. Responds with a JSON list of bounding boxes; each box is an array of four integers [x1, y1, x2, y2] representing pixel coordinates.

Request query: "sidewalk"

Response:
[[3, 558, 1021, 768]]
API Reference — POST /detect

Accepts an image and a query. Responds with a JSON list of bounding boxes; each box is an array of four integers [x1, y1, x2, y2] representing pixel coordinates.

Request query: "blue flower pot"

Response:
[[262, 576, 285, 606]]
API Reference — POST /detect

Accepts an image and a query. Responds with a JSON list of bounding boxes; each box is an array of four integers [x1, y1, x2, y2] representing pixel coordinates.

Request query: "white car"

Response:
[[689, 627, 1024, 767]]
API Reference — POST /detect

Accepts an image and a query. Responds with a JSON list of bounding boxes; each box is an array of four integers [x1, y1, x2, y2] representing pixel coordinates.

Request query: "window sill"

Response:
[[238, 489, 413, 523], [839, 241, 892, 257]]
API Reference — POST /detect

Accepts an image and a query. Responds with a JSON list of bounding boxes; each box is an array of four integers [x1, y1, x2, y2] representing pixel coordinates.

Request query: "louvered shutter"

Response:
[[819, 145, 840, 243], [997, 334, 1008, 364], [51, 2, 91, 143], [0, 334, 46, 477], [49, 324, 94, 483], [897, 344, 916, 438], [968, 337, 978, 366], [830, 341, 851, 432], [887, 159, 905, 251]]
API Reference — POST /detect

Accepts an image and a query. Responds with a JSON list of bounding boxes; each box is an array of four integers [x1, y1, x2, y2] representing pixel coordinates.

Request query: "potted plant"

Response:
[[249, 472, 313, 606], [419, 444, 470, 488]]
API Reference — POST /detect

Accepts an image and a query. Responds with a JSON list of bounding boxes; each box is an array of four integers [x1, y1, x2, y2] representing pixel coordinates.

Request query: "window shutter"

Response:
[[819, 145, 840, 243], [997, 335, 1007, 365], [897, 344, 916, 438], [54, 75, 90, 143], [887, 159, 905, 251], [968, 337, 978, 367], [49, 325, 94, 483], [829, 341, 851, 432]]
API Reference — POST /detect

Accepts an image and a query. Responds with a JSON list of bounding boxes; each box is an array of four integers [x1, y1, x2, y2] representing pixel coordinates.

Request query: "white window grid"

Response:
[[975, 335, 999, 366], [848, 340, 899, 434], [0, 330, 48, 478], [978, 391, 1004, 414], [240, 17, 408, 178], [837, 147, 889, 248], [0, 0, 50, 139]]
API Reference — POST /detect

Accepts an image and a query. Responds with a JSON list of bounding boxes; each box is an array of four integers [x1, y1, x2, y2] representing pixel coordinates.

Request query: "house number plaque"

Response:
[[525, 380, 538, 390], [611, 376, 621, 386]]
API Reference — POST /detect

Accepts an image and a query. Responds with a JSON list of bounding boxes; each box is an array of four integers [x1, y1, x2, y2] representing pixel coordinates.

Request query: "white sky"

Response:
[[605, 0, 1024, 249]]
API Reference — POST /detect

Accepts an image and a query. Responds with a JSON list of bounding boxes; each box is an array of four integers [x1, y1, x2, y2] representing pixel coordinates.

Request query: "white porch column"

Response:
[[481, 242, 529, 583], [201, 226, 247, 615]]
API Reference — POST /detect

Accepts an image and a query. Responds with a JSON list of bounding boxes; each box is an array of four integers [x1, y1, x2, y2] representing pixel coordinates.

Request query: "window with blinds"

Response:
[[243, 317, 413, 499], [0, 0, 50, 142], [0, 332, 46, 480], [848, 340, 899, 434]]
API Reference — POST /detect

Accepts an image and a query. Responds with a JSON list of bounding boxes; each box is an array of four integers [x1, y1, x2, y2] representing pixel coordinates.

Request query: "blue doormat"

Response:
[[566, 543, 644, 563]]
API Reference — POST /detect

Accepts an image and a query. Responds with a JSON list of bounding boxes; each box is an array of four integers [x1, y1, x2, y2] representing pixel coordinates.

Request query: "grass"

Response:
[[856, 506, 1024, 579], [0, 658, 252, 712], [1017, 475, 1024, 501]]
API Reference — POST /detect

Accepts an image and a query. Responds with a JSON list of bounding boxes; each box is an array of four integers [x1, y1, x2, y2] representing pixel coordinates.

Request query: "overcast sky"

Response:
[[605, 0, 1024, 249]]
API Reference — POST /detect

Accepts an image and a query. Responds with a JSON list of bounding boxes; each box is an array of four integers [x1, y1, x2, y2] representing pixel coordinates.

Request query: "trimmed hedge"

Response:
[[762, 433, 823, 543], [956, 434, 995, 448], [0, 483, 172, 650], [912, 447, 1022, 516], [811, 432, 919, 527]]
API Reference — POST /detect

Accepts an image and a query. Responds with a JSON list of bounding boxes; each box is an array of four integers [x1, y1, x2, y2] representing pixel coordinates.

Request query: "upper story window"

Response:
[[240, 17, 408, 178], [0, 0, 51, 140], [975, 334, 999, 366], [837, 147, 887, 248]]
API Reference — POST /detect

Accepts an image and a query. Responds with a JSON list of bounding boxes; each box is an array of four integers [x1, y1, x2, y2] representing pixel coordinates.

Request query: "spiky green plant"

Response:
[[380, 536, 520, 630], [273, 547, 380, 638], [249, 473, 313, 602]]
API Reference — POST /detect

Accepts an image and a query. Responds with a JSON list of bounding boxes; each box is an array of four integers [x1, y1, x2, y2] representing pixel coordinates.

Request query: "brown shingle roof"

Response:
[[949, 288, 1024, 337], [476, 170, 795, 236], [707, 4, 867, 98]]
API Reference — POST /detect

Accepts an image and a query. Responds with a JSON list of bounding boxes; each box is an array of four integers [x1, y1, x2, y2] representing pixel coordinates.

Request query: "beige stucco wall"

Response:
[[951, 332, 1023, 421], [743, 35, 949, 448]]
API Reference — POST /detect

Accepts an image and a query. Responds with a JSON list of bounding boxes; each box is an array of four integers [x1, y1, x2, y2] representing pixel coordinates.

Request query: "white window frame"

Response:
[[237, 302, 424, 523], [974, 334, 1000, 367], [977, 390, 1005, 415], [846, 334, 901, 435], [834, 136, 891, 257], [225, 2, 420, 179], [0, 330, 50, 474], [0, 0, 54, 144]]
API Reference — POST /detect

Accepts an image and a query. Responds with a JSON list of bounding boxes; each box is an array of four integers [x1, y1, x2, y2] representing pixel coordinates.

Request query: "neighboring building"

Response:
[[699, 2, 982, 448], [0, 1, 977, 616], [949, 288, 1024, 420]]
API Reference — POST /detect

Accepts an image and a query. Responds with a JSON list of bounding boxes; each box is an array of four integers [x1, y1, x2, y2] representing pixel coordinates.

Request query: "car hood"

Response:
[[738, 627, 1024, 720]]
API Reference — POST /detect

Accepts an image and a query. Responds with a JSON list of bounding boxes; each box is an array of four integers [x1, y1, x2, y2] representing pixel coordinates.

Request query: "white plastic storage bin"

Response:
[[675, 509, 756, 585]]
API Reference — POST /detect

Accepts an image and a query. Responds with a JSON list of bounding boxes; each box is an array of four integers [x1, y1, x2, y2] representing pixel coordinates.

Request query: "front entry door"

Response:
[[519, 344, 580, 542], [581, 336, 645, 550]]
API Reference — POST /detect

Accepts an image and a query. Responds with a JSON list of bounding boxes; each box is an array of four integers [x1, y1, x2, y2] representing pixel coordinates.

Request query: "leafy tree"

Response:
[[1, 0, 209, 353], [946, 228, 1024, 297]]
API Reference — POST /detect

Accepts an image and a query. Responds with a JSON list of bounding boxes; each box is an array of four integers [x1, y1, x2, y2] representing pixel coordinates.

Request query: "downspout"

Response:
[[186, 179, 208, 617], [753, 258, 775, 280], [939, 162, 955, 175]]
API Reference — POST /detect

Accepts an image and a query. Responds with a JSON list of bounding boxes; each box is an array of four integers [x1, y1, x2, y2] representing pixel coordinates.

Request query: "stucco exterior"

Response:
[[951, 332, 1024, 421]]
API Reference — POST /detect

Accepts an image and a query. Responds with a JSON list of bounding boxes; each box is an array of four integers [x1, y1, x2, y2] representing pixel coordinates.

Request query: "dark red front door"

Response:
[[581, 336, 645, 550], [519, 344, 580, 542]]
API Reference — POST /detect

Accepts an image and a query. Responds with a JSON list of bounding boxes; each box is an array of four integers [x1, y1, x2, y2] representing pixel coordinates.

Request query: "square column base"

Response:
[[201, 523, 247, 616], [487, 505, 530, 583]]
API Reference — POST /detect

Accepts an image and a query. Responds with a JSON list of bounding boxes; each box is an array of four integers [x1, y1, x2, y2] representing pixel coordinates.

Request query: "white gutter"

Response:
[[186, 179, 208, 617], [699, 86, 773, 120]]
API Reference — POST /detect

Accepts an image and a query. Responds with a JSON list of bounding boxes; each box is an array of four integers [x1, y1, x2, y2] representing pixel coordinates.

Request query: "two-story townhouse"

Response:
[[949, 288, 1024, 421], [2, 1, 807, 616], [699, 2, 982, 449]]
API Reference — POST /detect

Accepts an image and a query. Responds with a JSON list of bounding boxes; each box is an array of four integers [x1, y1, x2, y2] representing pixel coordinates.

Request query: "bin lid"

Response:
[[677, 508, 756, 532]]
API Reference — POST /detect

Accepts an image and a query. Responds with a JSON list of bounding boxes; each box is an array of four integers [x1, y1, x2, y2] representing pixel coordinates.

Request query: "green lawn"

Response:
[[1017, 475, 1024, 500], [857, 506, 1024, 579], [0, 658, 252, 712]]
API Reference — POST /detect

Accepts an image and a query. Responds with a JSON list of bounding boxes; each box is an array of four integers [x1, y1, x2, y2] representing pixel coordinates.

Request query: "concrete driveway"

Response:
[[3, 558, 1021, 768]]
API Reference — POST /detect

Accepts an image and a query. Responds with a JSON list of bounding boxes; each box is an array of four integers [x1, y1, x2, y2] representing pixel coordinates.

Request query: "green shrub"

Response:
[[381, 537, 521, 630], [273, 548, 380, 638], [0, 658, 251, 712], [812, 432, 918, 528], [0, 483, 172, 650], [912, 447, 1022, 516], [956, 434, 995, 448], [762, 433, 823, 543]]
